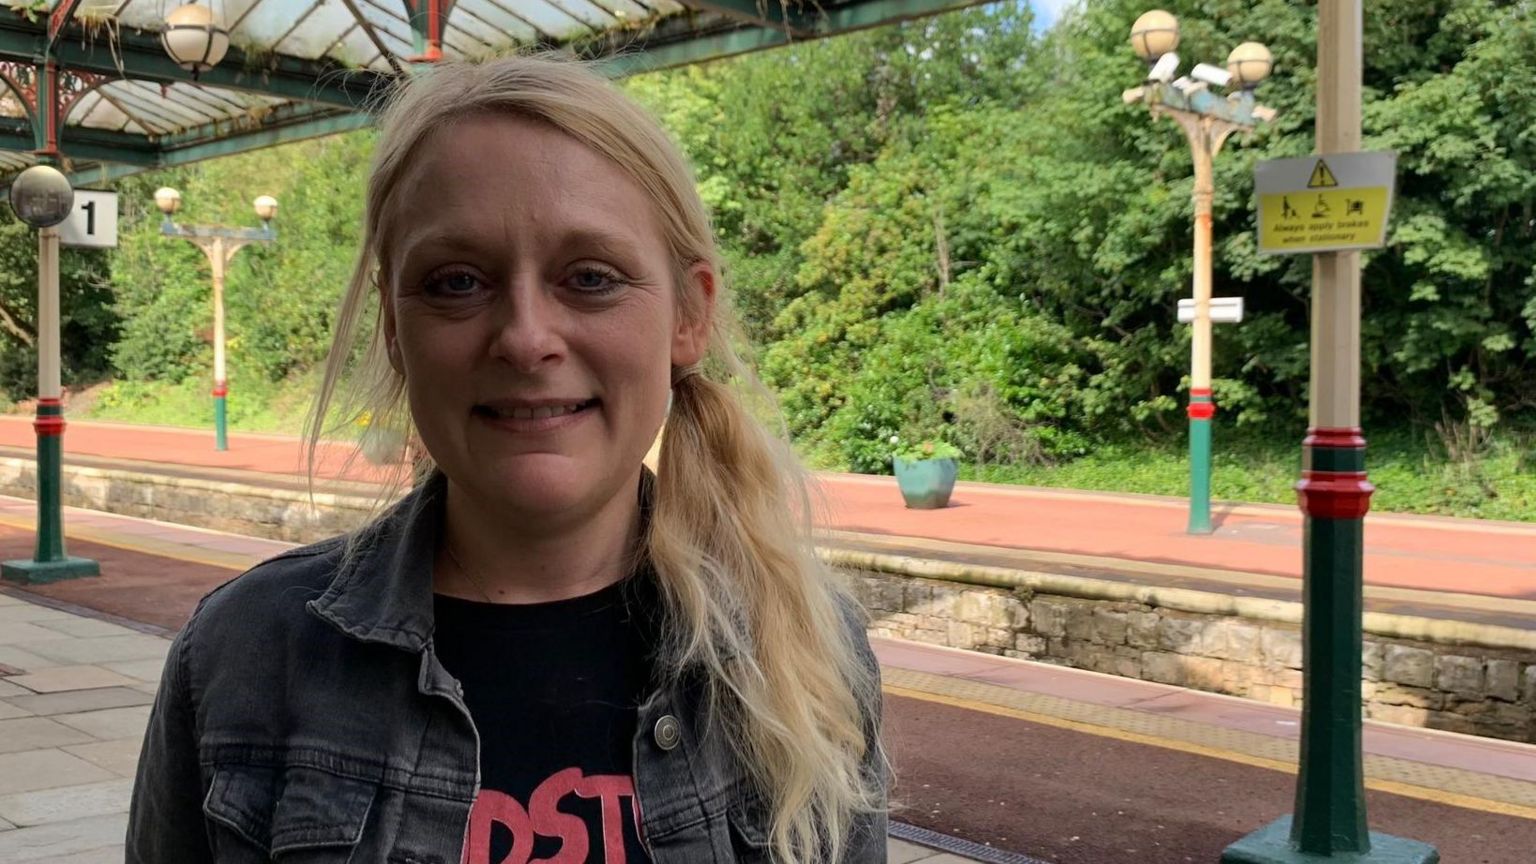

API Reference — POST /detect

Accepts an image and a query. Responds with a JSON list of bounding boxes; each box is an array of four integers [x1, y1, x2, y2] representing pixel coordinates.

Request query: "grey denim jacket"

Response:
[[126, 472, 888, 863]]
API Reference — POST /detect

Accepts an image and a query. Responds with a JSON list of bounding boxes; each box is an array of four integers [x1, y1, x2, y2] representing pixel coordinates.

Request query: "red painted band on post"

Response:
[[1303, 426, 1366, 449], [1190, 387, 1213, 398], [34, 415, 66, 437], [1296, 470, 1374, 519], [212, 383, 229, 398], [1187, 402, 1216, 420]]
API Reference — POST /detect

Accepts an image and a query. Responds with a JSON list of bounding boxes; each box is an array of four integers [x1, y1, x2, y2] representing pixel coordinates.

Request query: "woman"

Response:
[[127, 55, 888, 864]]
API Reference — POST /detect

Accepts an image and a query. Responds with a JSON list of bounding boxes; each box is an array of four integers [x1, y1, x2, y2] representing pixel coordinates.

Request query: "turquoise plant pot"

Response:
[[892, 457, 958, 509]]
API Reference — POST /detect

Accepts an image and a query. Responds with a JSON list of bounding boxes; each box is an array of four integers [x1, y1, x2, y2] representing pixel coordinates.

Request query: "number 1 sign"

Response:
[[59, 190, 118, 249]]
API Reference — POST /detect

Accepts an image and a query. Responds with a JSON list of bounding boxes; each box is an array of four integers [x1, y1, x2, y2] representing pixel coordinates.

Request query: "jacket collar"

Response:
[[307, 471, 448, 652], [305, 469, 670, 656]]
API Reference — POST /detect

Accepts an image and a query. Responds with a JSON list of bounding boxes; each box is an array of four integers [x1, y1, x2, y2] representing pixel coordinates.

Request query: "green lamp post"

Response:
[[1, 165, 99, 584], [1223, 2, 1437, 861], [1123, 10, 1275, 534], [154, 188, 277, 451]]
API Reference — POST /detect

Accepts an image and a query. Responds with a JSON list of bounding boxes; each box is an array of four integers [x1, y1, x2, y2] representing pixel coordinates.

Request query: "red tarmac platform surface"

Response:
[[2, 416, 1535, 601]]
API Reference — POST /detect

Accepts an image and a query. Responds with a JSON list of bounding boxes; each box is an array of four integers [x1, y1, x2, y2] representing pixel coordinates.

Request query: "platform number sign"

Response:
[[59, 190, 118, 249]]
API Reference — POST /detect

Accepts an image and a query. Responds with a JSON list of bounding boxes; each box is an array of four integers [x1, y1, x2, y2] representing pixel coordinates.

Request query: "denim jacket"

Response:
[[126, 473, 888, 863]]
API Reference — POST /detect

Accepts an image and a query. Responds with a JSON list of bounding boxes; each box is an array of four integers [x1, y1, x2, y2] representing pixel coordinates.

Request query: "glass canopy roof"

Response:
[[0, 0, 985, 182]]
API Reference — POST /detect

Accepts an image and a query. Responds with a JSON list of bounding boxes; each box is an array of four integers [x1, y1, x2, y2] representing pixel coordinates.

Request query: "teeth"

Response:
[[489, 402, 586, 420]]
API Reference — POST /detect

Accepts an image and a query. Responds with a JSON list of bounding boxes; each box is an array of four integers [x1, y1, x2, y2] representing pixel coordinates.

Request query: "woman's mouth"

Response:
[[471, 399, 599, 431]]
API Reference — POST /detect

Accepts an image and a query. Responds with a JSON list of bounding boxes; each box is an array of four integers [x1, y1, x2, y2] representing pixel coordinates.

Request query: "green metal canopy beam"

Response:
[[596, 0, 986, 75], [159, 110, 373, 166], [57, 107, 374, 188], [0, 18, 392, 110], [0, 117, 158, 165], [674, 0, 813, 36], [4, 0, 992, 180]]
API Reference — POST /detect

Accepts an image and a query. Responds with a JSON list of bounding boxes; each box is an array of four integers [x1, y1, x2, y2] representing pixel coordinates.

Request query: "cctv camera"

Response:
[[1191, 63, 1232, 88], [1147, 52, 1179, 84]]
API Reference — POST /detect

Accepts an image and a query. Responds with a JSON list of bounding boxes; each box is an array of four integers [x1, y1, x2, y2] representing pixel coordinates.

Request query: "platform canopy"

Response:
[[0, 0, 985, 185]]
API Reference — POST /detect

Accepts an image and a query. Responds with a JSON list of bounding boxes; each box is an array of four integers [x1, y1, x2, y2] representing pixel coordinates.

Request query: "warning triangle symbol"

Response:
[[1308, 159, 1339, 188]]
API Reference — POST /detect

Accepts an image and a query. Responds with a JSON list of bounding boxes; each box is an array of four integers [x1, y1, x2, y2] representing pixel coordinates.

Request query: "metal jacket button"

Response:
[[654, 715, 681, 751]]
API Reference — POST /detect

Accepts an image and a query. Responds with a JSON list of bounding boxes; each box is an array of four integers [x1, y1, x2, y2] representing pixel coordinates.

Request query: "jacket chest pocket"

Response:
[[203, 765, 379, 863]]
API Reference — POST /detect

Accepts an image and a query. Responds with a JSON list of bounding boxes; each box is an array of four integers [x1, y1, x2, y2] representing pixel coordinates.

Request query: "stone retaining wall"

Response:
[[847, 568, 1536, 743], [5, 457, 1532, 742], [0, 457, 379, 544]]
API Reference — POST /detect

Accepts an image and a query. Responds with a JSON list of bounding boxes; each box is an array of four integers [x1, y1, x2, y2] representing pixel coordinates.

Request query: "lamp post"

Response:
[[154, 188, 277, 451], [1, 166, 99, 583], [1223, 3, 1437, 861], [1123, 10, 1275, 534]]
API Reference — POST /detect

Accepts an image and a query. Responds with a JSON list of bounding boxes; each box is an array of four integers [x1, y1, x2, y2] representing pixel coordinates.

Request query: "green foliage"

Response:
[[892, 438, 962, 462], [105, 132, 373, 386], [0, 210, 118, 400], [3, 0, 1531, 523]]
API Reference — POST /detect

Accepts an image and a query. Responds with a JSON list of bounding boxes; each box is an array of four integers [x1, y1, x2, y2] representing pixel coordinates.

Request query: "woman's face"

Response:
[[380, 113, 710, 523]]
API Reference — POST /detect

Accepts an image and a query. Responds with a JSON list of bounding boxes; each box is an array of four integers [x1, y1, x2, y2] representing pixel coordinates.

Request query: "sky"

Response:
[[1030, 0, 1075, 31]]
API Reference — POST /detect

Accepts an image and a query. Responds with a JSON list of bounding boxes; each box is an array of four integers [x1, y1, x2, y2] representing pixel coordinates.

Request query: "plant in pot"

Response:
[[890, 436, 961, 509]]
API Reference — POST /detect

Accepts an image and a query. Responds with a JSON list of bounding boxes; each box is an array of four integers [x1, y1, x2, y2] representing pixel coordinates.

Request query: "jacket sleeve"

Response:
[[126, 619, 213, 864], [841, 596, 890, 863]]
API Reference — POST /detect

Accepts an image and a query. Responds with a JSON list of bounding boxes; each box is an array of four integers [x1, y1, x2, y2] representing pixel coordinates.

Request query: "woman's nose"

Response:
[[487, 280, 565, 372]]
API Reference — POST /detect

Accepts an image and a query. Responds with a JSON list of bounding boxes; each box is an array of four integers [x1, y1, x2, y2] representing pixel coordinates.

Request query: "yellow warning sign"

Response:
[[1308, 159, 1339, 188], [1258, 188, 1389, 253], [1255, 152, 1397, 254]]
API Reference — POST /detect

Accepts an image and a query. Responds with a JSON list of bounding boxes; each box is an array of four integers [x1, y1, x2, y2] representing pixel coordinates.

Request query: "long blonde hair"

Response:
[[306, 55, 883, 862]]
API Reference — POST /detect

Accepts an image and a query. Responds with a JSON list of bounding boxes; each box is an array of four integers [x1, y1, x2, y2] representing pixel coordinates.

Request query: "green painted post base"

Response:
[[2, 556, 100, 584], [1187, 389, 1215, 534], [214, 390, 228, 451], [1223, 816, 1439, 864], [5, 401, 100, 584]]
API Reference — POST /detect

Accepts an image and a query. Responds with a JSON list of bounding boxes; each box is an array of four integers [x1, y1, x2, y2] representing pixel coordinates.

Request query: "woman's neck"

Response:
[[436, 474, 642, 604]]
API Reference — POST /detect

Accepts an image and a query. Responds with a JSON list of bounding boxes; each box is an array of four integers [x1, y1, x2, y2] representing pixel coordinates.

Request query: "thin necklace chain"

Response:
[[444, 540, 498, 604]]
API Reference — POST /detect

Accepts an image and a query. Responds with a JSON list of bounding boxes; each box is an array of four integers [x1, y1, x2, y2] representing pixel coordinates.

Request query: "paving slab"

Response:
[[0, 751, 115, 796], [0, 717, 94, 753], [889, 838, 943, 863], [0, 592, 23, 605], [51, 705, 152, 741], [100, 658, 163, 683], [0, 678, 30, 697], [0, 699, 33, 719], [31, 618, 140, 639], [0, 622, 70, 645], [0, 779, 134, 827], [7, 665, 141, 694], [26, 847, 125, 864], [16, 635, 170, 666], [62, 738, 142, 778], [0, 606, 72, 625], [0, 644, 64, 672], [0, 813, 128, 861], [4, 686, 153, 717], [0, 814, 14, 830]]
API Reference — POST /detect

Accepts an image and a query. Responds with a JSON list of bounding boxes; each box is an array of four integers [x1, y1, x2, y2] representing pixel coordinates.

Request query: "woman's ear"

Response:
[[671, 263, 716, 368]]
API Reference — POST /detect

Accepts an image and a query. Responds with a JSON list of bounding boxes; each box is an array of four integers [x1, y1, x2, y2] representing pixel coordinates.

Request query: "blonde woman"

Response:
[[127, 55, 888, 864]]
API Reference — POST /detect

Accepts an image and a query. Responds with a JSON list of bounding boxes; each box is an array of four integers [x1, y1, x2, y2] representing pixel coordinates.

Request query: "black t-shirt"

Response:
[[434, 577, 657, 864]]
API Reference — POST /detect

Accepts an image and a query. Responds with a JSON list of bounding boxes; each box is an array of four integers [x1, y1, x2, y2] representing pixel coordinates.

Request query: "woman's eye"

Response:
[[423, 271, 483, 296], [570, 267, 623, 294]]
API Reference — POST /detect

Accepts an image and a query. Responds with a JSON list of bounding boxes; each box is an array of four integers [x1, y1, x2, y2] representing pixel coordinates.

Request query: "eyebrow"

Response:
[[389, 225, 649, 266]]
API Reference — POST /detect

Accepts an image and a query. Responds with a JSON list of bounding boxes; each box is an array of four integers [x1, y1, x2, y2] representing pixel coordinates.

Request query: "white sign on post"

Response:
[[1178, 297, 1244, 324], [58, 189, 118, 249]]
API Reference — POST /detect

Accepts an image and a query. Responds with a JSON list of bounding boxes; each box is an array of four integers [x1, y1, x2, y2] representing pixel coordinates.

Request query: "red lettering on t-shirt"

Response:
[[461, 770, 642, 864]]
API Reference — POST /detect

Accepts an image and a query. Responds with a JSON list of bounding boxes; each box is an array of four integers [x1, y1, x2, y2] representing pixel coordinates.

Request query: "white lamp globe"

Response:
[[161, 3, 230, 78]]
